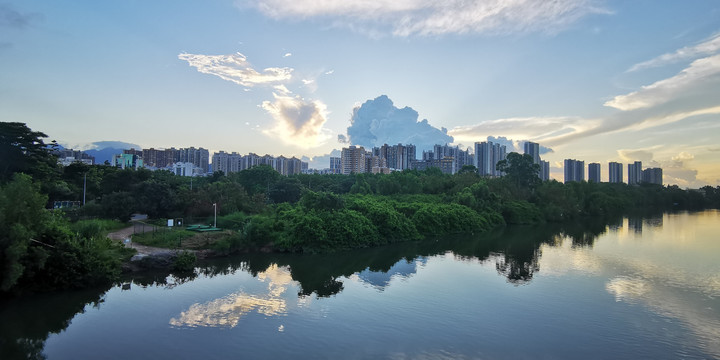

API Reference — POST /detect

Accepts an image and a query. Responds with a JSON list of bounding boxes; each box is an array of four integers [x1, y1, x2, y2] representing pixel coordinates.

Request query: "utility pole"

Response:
[[83, 172, 87, 205], [213, 203, 217, 228]]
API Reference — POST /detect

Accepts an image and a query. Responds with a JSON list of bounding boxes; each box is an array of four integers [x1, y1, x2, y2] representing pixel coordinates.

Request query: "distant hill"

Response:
[[61, 141, 141, 165]]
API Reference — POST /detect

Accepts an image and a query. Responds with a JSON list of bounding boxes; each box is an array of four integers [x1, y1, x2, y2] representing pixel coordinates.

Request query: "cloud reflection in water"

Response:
[[169, 264, 294, 328]]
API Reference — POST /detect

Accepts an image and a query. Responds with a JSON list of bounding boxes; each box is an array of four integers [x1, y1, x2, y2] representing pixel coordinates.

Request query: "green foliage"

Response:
[[0, 174, 51, 291], [69, 219, 126, 240], [132, 229, 195, 249], [350, 175, 373, 194], [345, 195, 421, 241], [409, 203, 496, 235], [234, 165, 281, 195], [299, 190, 344, 211], [216, 212, 249, 230], [269, 177, 303, 204], [100, 191, 136, 222], [172, 251, 197, 272], [0, 122, 59, 184], [495, 152, 541, 198], [501, 200, 544, 225]]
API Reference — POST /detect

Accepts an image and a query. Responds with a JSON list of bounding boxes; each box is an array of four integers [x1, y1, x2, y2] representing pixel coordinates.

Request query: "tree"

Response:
[[0, 122, 59, 183], [0, 174, 50, 291], [458, 164, 478, 174], [496, 152, 541, 192], [235, 165, 281, 195]]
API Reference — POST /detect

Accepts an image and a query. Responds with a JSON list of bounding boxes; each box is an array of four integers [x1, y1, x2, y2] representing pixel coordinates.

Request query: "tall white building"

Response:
[[588, 163, 601, 183], [564, 159, 585, 183], [523, 141, 541, 165], [608, 162, 623, 183], [474, 141, 506, 176], [628, 161, 642, 185], [540, 160, 550, 181]]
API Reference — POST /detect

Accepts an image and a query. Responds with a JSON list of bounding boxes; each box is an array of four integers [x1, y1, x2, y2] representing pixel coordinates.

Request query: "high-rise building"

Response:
[[374, 143, 416, 170], [540, 160, 550, 181], [475, 141, 506, 176], [588, 163, 601, 183], [177, 147, 209, 174], [642, 168, 663, 185], [211, 151, 243, 174], [411, 157, 456, 174], [431, 144, 473, 174], [329, 157, 341, 174], [523, 141, 541, 165], [341, 146, 366, 174], [142, 148, 177, 168], [628, 161, 642, 185], [564, 159, 585, 183], [608, 162, 623, 183]]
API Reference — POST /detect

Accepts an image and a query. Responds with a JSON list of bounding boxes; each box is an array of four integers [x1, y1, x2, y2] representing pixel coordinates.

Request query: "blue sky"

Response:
[[1, 1, 719, 186]]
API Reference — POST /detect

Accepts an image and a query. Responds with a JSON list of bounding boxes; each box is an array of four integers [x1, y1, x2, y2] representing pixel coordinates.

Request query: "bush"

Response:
[[501, 201, 544, 225], [217, 212, 248, 230], [172, 251, 196, 272]]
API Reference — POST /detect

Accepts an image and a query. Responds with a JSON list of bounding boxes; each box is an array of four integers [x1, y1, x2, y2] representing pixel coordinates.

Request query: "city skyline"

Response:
[[2, 1, 719, 187]]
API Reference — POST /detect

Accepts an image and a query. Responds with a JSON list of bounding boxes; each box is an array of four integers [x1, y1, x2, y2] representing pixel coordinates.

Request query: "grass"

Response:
[[71, 219, 128, 239], [132, 229, 196, 249], [131, 228, 234, 250]]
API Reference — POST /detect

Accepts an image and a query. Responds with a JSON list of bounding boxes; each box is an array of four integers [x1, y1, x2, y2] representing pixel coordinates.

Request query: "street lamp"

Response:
[[213, 203, 217, 228]]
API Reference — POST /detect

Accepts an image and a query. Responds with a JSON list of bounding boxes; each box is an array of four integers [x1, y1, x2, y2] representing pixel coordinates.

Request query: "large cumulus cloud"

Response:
[[344, 95, 453, 151]]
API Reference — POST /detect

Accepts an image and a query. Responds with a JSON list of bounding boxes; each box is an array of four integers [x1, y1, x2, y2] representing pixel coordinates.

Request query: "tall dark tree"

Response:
[[0, 122, 59, 183], [496, 152, 541, 191]]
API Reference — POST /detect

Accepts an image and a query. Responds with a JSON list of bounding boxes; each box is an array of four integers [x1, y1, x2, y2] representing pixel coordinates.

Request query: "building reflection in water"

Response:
[[628, 217, 643, 234], [169, 264, 294, 328]]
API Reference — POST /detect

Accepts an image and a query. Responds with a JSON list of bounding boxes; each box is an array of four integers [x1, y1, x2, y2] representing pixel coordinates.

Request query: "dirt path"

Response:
[[107, 224, 175, 257]]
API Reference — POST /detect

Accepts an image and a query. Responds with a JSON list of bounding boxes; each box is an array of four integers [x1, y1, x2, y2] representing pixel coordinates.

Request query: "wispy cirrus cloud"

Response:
[[449, 116, 598, 145], [178, 52, 292, 88], [451, 51, 720, 149], [628, 32, 720, 72], [239, 0, 609, 37], [179, 52, 331, 148], [606, 54, 720, 111]]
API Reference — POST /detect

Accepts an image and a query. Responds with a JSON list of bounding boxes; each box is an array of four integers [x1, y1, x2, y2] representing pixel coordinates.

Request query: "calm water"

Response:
[[2, 210, 719, 359]]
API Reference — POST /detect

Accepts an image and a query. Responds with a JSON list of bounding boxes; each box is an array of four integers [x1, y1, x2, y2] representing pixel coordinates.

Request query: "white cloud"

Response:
[[179, 51, 334, 148], [273, 84, 291, 95], [324, 70, 334, 75], [617, 148, 659, 164], [615, 148, 708, 188], [178, 52, 292, 87], [449, 116, 597, 144], [261, 93, 332, 148], [605, 54, 720, 111], [628, 32, 720, 72], [241, 0, 608, 37]]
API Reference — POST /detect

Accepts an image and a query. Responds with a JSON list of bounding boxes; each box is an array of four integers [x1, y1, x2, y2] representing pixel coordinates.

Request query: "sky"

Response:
[[1, 1, 719, 187]]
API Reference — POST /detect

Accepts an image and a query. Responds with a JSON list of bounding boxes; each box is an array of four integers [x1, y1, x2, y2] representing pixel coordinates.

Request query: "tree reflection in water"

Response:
[[0, 214, 634, 358]]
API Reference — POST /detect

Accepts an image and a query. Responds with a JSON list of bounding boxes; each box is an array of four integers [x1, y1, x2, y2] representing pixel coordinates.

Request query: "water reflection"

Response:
[[3, 211, 718, 359], [0, 285, 111, 360], [169, 264, 292, 328], [357, 258, 427, 290]]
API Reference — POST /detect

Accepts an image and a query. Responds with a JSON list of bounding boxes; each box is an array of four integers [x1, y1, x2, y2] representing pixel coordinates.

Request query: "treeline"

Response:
[[2, 122, 720, 294]]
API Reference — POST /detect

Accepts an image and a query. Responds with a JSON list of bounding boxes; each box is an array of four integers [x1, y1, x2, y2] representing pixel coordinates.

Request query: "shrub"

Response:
[[172, 251, 196, 272]]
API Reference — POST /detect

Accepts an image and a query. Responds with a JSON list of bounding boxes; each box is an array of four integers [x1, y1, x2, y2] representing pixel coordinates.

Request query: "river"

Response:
[[2, 210, 719, 359]]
